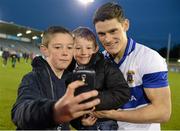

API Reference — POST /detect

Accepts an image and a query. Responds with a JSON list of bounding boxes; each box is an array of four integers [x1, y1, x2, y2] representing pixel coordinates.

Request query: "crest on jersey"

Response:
[[127, 70, 135, 84]]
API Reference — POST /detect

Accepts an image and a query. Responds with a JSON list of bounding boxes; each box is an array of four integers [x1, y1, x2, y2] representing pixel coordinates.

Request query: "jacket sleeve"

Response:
[[95, 61, 130, 110], [11, 72, 57, 129]]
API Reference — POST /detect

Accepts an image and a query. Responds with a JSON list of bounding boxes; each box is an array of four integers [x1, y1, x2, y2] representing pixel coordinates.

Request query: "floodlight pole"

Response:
[[166, 33, 171, 66]]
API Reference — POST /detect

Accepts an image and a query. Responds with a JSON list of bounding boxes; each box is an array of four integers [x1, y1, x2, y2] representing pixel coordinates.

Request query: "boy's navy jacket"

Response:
[[69, 52, 130, 129], [11, 56, 70, 130]]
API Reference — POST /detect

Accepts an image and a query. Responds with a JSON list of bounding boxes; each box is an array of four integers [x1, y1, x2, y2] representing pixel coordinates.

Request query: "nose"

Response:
[[61, 48, 68, 56], [81, 48, 87, 55], [104, 33, 112, 44]]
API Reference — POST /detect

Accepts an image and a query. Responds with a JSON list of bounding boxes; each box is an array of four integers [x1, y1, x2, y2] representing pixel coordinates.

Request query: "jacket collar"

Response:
[[75, 52, 103, 70]]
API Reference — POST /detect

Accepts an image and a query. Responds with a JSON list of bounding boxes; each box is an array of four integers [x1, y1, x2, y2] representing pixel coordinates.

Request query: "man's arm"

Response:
[[94, 86, 171, 123]]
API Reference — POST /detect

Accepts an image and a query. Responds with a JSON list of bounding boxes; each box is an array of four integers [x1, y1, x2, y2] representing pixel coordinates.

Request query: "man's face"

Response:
[[43, 33, 74, 71], [74, 37, 96, 65], [95, 18, 129, 57]]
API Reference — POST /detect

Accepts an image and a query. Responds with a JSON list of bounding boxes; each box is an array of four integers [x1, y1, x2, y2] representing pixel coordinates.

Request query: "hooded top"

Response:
[[11, 56, 70, 130]]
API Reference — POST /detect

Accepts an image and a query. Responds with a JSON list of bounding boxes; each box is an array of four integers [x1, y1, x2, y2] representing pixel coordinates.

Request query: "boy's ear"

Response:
[[94, 46, 99, 53], [40, 45, 49, 57]]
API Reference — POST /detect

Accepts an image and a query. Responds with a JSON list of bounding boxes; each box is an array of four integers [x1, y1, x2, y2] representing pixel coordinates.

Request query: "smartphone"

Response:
[[72, 69, 96, 102]]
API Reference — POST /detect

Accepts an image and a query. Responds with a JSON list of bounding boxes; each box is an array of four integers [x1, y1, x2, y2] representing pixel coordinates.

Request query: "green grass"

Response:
[[0, 57, 31, 130], [0, 57, 180, 129], [161, 71, 180, 130]]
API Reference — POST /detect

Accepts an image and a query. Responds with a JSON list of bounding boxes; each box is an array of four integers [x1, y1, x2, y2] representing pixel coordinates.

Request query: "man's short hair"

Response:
[[93, 2, 125, 25], [42, 26, 73, 47], [72, 27, 98, 48]]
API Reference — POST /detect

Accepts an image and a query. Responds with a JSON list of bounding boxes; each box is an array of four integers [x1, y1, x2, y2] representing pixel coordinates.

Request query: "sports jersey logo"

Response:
[[127, 70, 135, 84]]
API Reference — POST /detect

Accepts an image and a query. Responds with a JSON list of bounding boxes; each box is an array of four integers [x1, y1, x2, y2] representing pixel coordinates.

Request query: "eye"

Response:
[[54, 46, 61, 49], [67, 45, 73, 50], [87, 47, 93, 49], [53, 44, 63, 49], [98, 33, 105, 37], [75, 46, 81, 50], [109, 29, 117, 34]]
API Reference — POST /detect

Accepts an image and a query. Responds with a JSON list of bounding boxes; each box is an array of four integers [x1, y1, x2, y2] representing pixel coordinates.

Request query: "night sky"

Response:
[[0, 0, 180, 49]]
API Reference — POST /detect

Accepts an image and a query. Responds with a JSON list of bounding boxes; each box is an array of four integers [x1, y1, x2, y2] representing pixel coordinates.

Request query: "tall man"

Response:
[[93, 2, 171, 130]]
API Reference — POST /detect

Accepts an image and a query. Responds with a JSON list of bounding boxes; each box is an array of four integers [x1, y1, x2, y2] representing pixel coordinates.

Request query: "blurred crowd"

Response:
[[0, 46, 35, 68]]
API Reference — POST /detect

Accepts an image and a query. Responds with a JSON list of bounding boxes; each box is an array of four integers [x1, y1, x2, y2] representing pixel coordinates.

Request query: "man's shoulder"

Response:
[[135, 43, 157, 54], [134, 43, 163, 60]]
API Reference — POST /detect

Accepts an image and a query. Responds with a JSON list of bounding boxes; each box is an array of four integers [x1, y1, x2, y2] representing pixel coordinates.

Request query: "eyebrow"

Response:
[[98, 28, 118, 34], [53, 43, 73, 45]]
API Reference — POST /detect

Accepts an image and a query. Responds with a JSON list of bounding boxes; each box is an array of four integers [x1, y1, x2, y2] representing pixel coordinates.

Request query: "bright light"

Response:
[[26, 30, 32, 34], [177, 59, 180, 63], [40, 33, 43, 37], [32, 36, 38, 40], [17, 33, 22, 37], [78, 0, 94, 5]]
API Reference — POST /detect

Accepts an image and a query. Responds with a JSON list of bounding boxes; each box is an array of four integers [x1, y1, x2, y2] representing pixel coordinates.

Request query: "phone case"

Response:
[[73, 69, 96, 97]]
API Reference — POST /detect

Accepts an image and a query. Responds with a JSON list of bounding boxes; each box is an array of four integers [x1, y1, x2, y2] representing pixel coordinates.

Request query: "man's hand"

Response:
[[81, 113, 97, 126], [53, 80, 100, 124], [93, 110, 116, 119]]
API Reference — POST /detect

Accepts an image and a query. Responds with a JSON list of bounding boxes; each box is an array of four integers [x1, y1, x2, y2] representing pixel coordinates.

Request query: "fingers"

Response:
[[93, 111, 103, 118], [77, 98, 100, 111], [82, 114, 97, 126], [66, 80, 85, 95], [74, 90, 99, 104]]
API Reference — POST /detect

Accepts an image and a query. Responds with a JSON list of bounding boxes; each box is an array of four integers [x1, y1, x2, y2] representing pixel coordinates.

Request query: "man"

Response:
[[11, 26, 100, 130], [2, 48, 9, 67], [92, 2, 171, 130]]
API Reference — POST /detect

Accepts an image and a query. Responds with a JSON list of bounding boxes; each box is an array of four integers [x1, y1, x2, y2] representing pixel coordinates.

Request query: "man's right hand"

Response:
[[53, 80, 100, 124]]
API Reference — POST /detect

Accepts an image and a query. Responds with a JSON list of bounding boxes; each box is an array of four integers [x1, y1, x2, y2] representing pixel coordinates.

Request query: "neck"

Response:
[[54, 69, 64, 79], [47, 59, 64, 79], [113, 40, 127, 64], [113, 50, 125, 64]]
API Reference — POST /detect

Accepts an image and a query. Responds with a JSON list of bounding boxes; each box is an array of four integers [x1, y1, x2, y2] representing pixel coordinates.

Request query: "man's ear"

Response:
[[40, 45, 49, 57], [123, 19, 129, 32]]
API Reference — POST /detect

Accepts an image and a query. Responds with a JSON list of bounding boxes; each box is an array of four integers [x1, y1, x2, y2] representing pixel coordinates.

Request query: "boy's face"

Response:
[[74, 37, 97, 65], [41, 33, 74, 71]]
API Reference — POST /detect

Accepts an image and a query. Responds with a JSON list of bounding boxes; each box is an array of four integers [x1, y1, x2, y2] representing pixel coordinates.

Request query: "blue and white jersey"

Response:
[[102, 38, 168, 130]]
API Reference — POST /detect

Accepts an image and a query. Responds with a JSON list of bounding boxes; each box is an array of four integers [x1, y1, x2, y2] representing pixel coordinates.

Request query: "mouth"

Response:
[[105, 41, 118, 48], [59, 59, 69, 62]]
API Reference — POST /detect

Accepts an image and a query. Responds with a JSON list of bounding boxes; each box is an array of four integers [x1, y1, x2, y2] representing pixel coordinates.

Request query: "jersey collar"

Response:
[[105, 37, 136, 67]]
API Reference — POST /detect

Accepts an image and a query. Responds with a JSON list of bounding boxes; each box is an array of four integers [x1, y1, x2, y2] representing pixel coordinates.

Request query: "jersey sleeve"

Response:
[[140, 48, 168, 88]]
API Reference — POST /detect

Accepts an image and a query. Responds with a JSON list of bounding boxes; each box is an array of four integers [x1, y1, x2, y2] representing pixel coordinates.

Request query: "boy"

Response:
[[11, 26, 100, 130], [70, 27, 130, 130]]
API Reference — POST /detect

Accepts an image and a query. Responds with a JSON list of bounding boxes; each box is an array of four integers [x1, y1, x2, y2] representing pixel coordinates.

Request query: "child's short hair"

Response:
[[72, 27, 98, 48], [42, 26, 73, 47]]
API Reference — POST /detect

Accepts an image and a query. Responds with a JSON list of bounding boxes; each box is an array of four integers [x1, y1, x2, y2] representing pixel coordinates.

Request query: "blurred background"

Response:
[[0, 0, 179, 129]]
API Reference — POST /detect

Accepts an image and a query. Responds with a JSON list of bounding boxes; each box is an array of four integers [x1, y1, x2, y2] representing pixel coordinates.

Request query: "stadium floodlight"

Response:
[[32, 36, 38, 40], [17, 33, 22, 37], [77, 0, 94, 5], [26, 30, 32, 34]]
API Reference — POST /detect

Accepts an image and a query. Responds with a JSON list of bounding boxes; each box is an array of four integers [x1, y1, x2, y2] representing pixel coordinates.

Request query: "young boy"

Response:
[[11, 26, 100, 130], [70, 27, 130, 130]]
